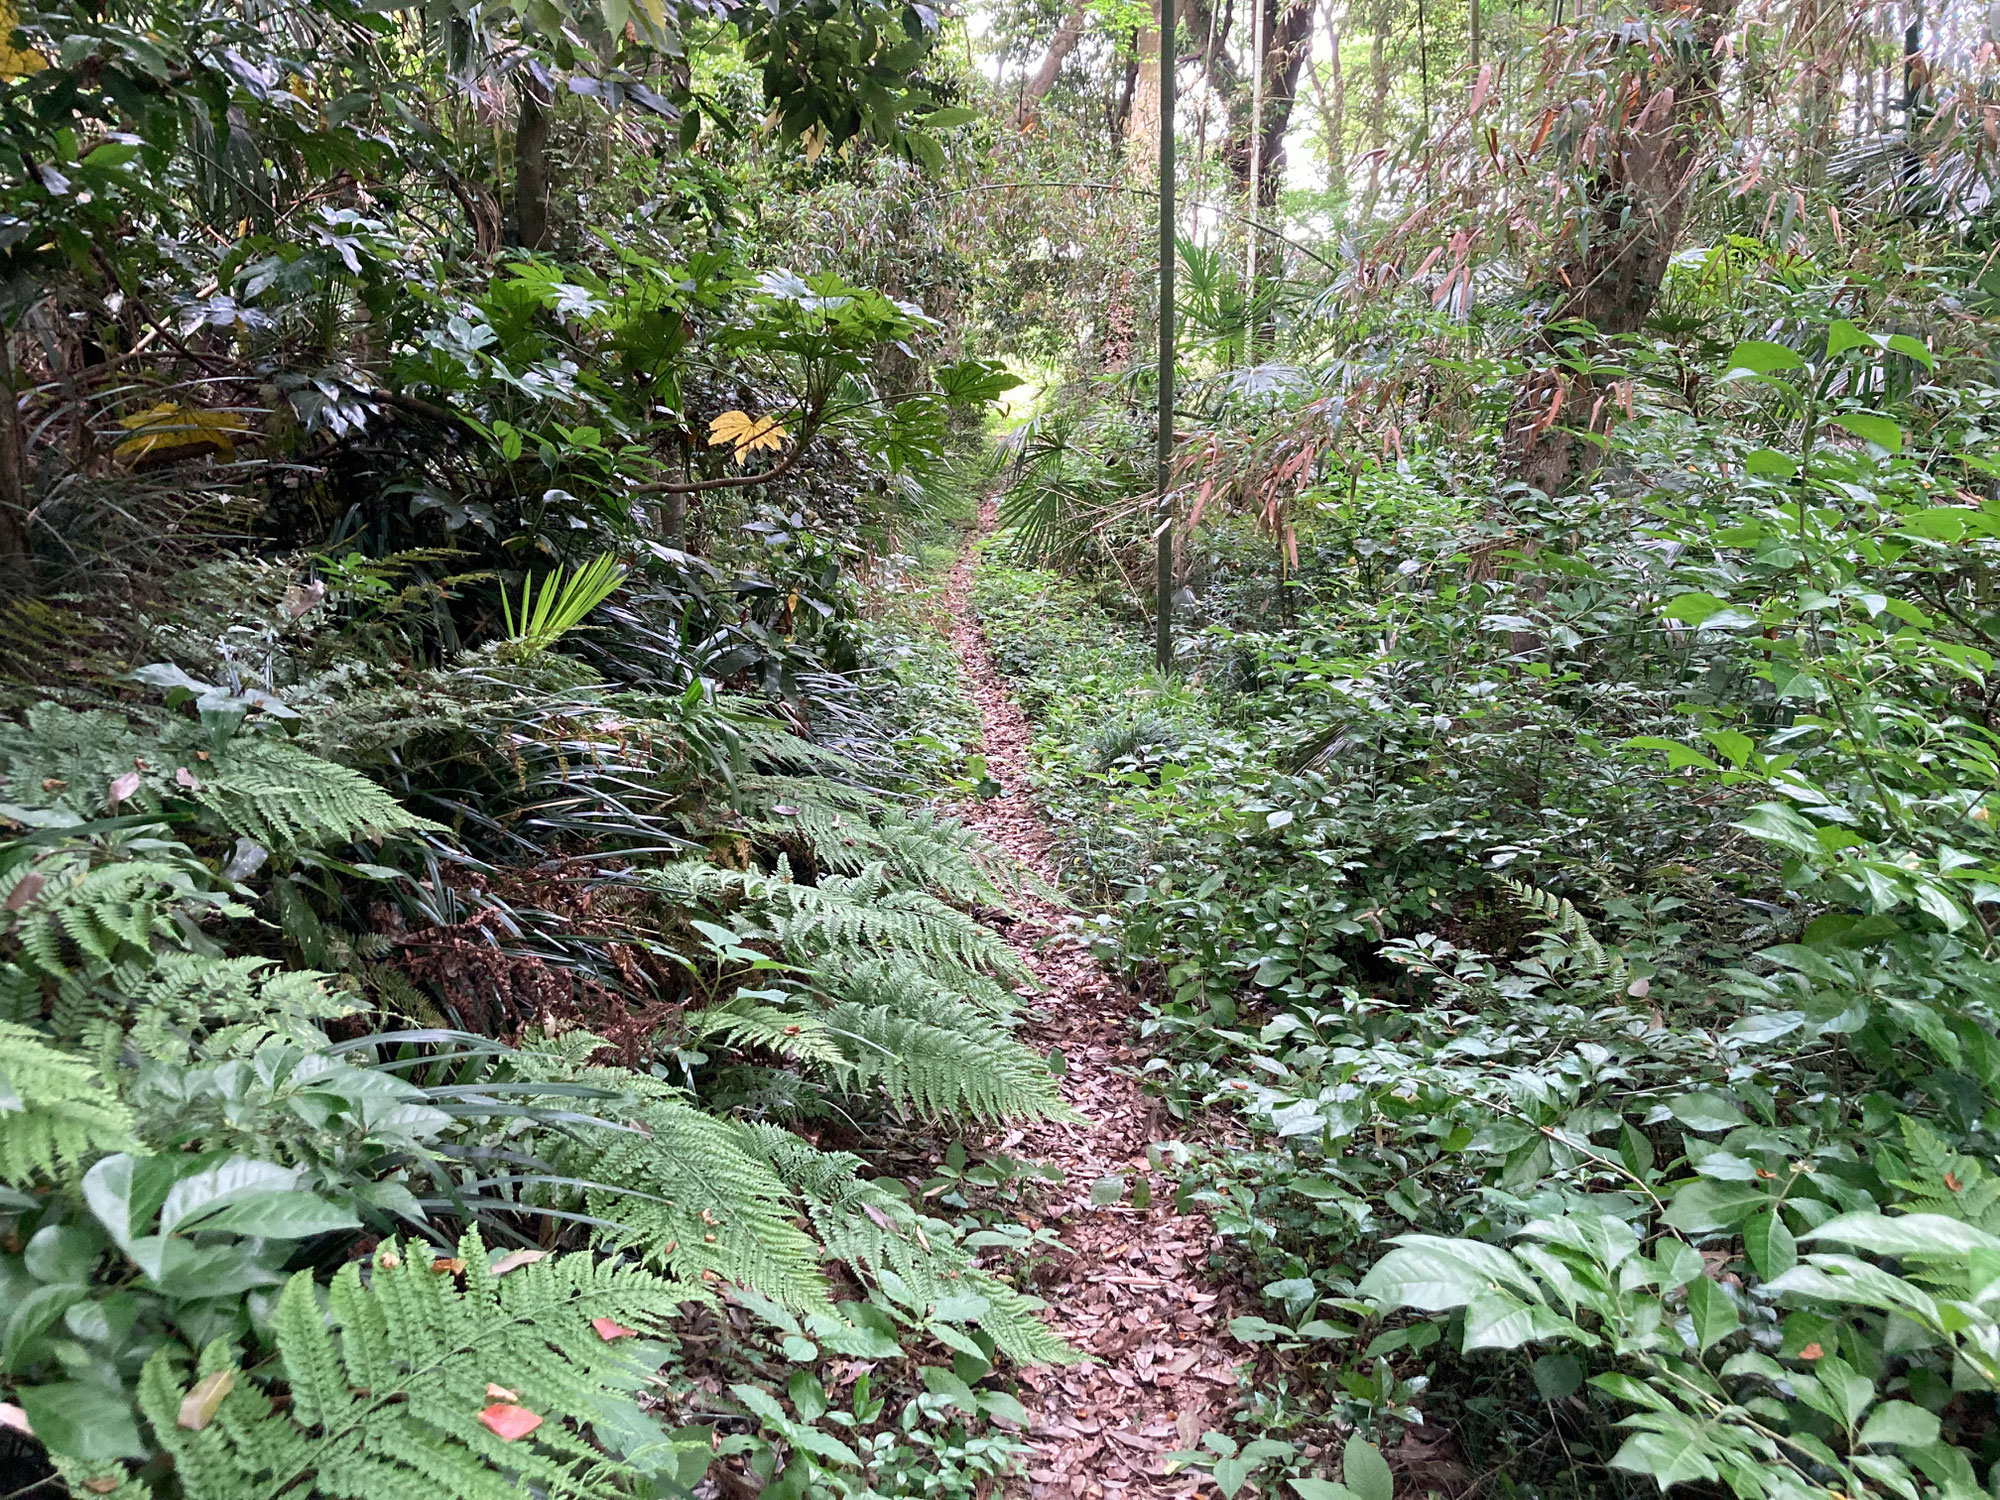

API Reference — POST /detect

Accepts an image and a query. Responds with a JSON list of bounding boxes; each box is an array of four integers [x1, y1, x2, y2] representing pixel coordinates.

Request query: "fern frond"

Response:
[[647, 861, 1022, 981], [741, 779, 1007, 905], [0, 704, 442, 850], [97, 952, 358, 1058], [744, 1126, 1080, 1366], [1888, 1117, 2000, 1233], [820, 1000, 1070, 1123], [194, 738, 446, 848], [561, 1100, 829, 1307], [694, 999, 847, 1069], [0, 1020, 135, 1184], [139, 1231, 699, 1500], [1500, 877, 1630, 994]]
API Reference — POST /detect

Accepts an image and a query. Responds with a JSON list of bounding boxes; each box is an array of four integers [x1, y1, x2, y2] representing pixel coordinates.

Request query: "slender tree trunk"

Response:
[[1018, 0, 1089, 125], [1128, 8, 1163, 165], [1248, 0, 1316, 209], [1112, 50, 1141, 141], [1180, 0, 1317, 204], [1365, 24, 1389, 202], [1506, 0, 1737, 494], [1328, 12, 1345, 184], [0, 328, 28, 587], [514, 68, 554, 252]]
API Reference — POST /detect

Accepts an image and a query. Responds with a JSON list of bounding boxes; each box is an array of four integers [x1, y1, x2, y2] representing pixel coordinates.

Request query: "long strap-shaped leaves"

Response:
[[501, 556, 627, 655]]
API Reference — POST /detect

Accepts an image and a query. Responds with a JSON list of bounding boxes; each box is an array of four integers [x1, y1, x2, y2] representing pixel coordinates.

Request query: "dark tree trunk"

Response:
[[1178, 0, 1317, 207], [1018, 0, 1089, 125], [0, 329, 29, 588], [1112, 50, 1140, 141], [1507, 0, 1736, 495], [514, 69, 554, 253]]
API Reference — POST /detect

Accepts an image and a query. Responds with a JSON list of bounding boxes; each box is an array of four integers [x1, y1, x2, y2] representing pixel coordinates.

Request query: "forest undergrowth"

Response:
[[6, 1, 2000, 1499]]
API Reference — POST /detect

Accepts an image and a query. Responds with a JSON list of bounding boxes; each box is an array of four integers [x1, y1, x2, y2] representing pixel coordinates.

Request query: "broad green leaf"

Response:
[[1742, 448, 1797, 477], [1357, 1237, 1538, 1311], [1625, 736, 1720, 772], [1825, 320, 1870, 358], [1660, 592, 1729, 625], [1608, 1429, 1721, 1489], [177, 1189, 360, 1241], [1661, 1179, 1768, 1234], [1858, 1400, 1941, 1448], [1744, 1211, 1797, 1280], [1669, 1094, 1746, 1134], [1722, 340, 1804, 378], [919, 106, 980, 129], [1342, 1435, 1394, 1500], [1884, 333, 1935, 369], [1803, 1212, 2000, 1258], [1460, 1290, 1546, 1350], [17, 1380, 147, 1460], [1534, 1353, 1582, 1400], [1618, 1123, 1655, 1178], [1732, 802, 1824, 859], [160, 1157, 300, 1235], [1292, 1483, 1357, 1500], [1828, 413, 1902, 453], [1686, 1274, 1739, 1351]]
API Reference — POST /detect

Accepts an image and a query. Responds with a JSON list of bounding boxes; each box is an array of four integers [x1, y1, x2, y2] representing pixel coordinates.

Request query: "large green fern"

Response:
[[138, 1229, 701, 1500], [0, 705, 441, 850], [0, 1019, 136, 1184], [1886, 1116, 2000, 1233], [647, 860, 1023, 979], [560, 1097, 831, 1307], [745, 1126, 1080, 1366], [740, 778, 1008, 905]]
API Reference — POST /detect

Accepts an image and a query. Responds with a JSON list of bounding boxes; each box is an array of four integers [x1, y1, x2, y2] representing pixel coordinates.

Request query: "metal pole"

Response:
[[1155, 3, 1175, 675], [1246, 0, 1264, 366]]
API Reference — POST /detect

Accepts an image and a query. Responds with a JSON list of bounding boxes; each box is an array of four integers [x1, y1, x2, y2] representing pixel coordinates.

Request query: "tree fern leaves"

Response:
[[0, 1020, 135, 1183], [562, 1099, 829, 1307], [648, 860, 1022, 979], [744, 1127, 1081, 1367], [821, 1000, 1070, 1122], [0, 704, 440, 850], [139, 1230, 697, 1500]]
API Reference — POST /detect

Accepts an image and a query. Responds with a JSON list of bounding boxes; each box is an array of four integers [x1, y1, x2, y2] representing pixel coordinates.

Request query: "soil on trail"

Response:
[[943, 509, 1246, 1500]]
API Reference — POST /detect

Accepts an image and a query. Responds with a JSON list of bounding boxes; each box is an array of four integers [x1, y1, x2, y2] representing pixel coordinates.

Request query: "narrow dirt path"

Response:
[[943, 506, 1244, 1500]]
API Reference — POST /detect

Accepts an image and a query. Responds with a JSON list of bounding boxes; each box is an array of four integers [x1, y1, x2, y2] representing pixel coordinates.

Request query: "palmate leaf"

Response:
[[707, 410, 787, 464], [137, 1230, 700, 1500]]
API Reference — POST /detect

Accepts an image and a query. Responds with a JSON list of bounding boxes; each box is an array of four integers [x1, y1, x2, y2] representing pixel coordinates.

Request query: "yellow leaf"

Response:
[[178, 1368, 236, 1430], [631, 0, 666, 29], [113, 402, 251, 463], [707, 410, 788, 466], [0, 0, 45, 78]]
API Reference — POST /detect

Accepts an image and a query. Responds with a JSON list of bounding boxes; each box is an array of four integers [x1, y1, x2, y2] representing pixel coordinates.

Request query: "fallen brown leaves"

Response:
[[943, 509, 1245, 1499]]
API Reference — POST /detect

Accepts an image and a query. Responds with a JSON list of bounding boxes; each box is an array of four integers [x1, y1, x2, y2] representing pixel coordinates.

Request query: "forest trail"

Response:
[[943, 504, 1245, 1500]]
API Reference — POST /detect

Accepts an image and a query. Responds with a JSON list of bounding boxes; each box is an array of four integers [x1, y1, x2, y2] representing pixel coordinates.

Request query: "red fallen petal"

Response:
[[479, 1403, 544, 1441], [592, 1317, 638, 1341]]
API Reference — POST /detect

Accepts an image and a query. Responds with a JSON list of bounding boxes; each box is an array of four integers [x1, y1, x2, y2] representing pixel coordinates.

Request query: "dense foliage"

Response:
[[7, 0, 2000, 1496]]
